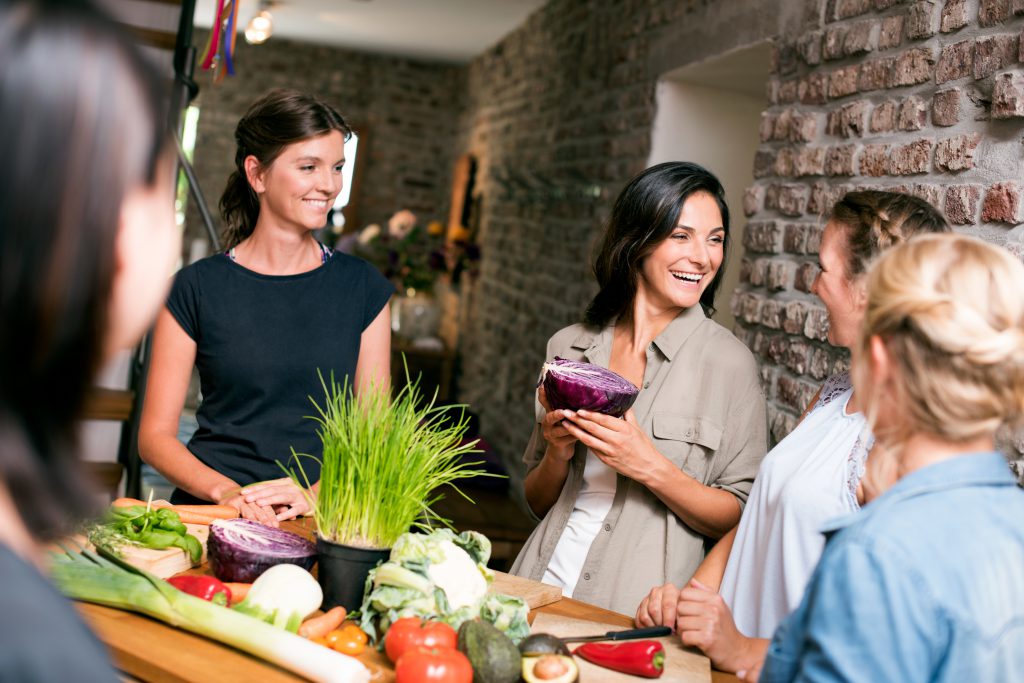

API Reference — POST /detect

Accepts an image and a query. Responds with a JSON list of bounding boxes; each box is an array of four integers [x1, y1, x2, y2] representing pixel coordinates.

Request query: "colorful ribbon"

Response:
[[201, 0, 240, 80], [199, 0, 224, 71]]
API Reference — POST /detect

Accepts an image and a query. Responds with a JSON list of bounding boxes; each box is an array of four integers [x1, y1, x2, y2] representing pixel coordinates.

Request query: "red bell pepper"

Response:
[[574, 639, 665, 678], [167, 575, 232, 606]]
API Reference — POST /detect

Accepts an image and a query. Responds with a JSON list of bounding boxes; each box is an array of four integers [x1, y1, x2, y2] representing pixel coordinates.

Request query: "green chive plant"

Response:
[[290, 370, 491, 550]]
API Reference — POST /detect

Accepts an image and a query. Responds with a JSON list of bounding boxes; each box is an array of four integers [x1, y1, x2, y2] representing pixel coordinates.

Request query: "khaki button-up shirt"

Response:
[[511, 305, 768, 615]]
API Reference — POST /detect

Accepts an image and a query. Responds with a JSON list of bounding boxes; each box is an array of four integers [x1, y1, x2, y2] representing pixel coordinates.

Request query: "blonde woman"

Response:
[[752, 233, 1024, 682], [637, 192, 949, 664]]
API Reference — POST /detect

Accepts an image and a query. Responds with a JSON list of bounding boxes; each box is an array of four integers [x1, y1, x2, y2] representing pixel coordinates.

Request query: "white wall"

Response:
[[648, 61, 767, 330]]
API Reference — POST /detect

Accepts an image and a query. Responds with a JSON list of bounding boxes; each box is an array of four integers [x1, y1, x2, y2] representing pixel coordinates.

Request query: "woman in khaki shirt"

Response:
[[511, 162, 767, 615]]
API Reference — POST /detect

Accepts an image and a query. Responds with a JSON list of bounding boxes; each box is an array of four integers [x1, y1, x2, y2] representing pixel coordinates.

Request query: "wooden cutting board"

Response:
[[75, 523, 210, 579], [490, 570, 563, 610], [530, 612, 711, 682]]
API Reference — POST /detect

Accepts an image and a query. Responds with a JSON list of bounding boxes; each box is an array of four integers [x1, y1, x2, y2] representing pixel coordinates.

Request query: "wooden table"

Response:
[[75, 520, 739, 683]]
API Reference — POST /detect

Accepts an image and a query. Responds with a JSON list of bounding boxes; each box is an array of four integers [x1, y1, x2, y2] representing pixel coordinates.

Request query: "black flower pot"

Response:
[[316, 536, 390, 612]]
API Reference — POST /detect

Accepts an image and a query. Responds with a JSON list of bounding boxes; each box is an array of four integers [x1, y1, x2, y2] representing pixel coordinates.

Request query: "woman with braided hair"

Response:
[[636, 190, 950, 672], [755, 233, 1024, 682]]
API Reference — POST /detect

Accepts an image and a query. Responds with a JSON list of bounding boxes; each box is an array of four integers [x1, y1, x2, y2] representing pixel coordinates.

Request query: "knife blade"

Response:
[[560, 625, 672, 643]]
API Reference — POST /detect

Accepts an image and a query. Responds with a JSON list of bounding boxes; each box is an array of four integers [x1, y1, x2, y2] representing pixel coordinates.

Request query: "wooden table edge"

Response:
[[74, 517, 739, 683]]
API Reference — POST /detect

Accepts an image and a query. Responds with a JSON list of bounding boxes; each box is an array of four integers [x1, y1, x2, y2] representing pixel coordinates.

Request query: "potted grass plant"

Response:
[[289, 370, 490, 611]]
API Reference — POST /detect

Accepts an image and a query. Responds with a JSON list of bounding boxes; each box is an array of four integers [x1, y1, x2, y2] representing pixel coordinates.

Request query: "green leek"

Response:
[[50, 545, 369, 683]]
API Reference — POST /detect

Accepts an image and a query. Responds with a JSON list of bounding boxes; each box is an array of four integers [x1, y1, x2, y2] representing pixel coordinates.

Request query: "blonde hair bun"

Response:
[[859, 233, 1024, 444]]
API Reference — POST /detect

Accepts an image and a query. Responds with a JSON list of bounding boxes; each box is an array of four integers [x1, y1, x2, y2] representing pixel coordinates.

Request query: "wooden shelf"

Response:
[[81, 388, 135, 422]]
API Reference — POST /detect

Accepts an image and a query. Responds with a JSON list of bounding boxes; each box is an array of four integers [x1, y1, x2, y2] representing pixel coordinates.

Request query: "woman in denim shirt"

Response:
[[750, 234, 1024, 682]]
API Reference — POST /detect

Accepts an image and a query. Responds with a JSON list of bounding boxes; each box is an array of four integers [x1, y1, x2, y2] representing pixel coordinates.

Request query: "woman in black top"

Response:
[[139, 90, 393, 526], [0, 1, 180, 678]]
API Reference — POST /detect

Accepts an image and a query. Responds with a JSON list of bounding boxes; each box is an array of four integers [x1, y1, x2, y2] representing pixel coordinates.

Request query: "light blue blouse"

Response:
[[761, 452, 1024, 683]]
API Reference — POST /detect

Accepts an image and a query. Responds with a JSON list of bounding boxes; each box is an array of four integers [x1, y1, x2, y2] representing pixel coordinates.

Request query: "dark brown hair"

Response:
[[0, 0, 169, 539], [584, 161, 730, 327], [830, 190, 951, 279], [220, 89, 352, 249]]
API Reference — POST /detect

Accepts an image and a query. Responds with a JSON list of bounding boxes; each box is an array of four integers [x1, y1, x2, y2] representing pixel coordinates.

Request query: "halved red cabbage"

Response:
[[207, 518, 317, 582], [540, 357, 639, 417]]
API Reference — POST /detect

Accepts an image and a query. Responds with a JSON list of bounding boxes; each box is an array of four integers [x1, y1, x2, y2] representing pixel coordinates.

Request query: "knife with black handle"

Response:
[[560, 625, 672, 643]]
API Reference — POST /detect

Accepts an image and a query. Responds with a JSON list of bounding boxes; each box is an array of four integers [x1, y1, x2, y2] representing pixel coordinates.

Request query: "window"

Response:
[[175, 104, 200, 234], [330, 132, 359, 230]]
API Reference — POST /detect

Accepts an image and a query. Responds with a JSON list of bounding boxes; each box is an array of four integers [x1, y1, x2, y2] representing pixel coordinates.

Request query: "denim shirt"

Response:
[[761, 452, 1024, 683]]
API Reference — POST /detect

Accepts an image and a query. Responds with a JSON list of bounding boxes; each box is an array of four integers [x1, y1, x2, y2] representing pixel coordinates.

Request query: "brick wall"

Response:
[[185, 32, 463, 250], [452, 0, 805, 480], [454, 0, 1023, 481], [733, 0, 1024, 464], [186, 2, 1024, 478]]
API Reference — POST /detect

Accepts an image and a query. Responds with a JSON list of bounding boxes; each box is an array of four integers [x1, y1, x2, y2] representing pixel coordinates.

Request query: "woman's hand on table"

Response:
[[213, 481, 282, 527], [221, 495, 279, 527], [676, 578, 752, 673], [635, 582, 682, 629], [538, 387, 577, 461], [561, 408, 664, 482], [240, 477, 315, 522]]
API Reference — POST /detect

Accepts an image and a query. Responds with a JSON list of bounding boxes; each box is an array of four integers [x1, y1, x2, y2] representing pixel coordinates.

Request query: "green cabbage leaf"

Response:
[[358, 529, 528, 644]]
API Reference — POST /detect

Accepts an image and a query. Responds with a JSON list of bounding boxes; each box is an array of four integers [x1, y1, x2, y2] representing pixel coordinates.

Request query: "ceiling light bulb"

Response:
[[244, 10, 273, 45]]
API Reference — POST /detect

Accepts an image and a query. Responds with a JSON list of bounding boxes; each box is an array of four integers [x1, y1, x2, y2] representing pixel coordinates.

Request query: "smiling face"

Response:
[[249, 130, 346, 233], [638, 191, 725, 312], [813, 220, 866, 349]]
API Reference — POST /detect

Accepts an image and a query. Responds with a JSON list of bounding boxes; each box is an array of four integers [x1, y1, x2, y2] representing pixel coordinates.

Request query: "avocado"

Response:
[[457, 620, 521, 683], [518, 633, 571, 657], [522, 654, 579, 683]]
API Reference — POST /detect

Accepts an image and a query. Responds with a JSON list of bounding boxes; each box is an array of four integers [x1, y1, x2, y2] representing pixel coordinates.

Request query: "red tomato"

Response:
[[384, 617, 458, 664], [395, 647, 472, 683]]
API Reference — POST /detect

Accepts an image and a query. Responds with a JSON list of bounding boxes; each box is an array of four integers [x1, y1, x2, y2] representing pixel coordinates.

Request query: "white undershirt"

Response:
[[542, 451, 616, 596]]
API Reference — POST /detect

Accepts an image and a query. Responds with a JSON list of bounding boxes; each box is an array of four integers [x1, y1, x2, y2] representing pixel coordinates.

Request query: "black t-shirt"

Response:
[[0, 544, 118, 681], [165, 251, 393, 502]]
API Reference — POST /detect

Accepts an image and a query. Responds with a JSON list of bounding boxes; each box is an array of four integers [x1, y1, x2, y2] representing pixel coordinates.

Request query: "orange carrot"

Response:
[[223, 582, 251, 605], [166, 504, 239, 520], [170, 510, 220, 525], [112, 497, 148, 508], [298, 606, 347, 640]]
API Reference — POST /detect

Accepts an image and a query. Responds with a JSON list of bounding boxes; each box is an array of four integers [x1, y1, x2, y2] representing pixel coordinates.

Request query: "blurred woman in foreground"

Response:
[[0, 0, 178, 677]]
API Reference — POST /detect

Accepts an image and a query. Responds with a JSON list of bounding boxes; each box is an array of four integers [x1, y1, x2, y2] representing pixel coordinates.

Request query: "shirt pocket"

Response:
[[651, 413, 723, 483]]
